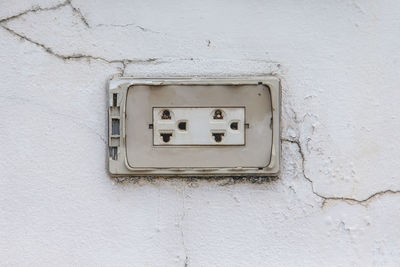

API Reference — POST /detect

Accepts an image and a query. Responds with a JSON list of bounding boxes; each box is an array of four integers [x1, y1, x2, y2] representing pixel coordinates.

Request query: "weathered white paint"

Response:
[[1, 0, 400, 266]]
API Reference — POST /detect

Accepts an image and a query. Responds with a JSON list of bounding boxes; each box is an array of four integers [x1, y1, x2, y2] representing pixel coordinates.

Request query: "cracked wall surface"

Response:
[[1, 0, 400, 266]]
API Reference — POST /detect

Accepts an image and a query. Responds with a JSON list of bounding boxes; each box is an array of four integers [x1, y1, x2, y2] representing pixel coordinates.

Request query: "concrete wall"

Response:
[[1, 0, 400, 266]]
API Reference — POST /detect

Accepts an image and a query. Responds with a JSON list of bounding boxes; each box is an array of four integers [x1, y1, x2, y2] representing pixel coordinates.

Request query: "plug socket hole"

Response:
[[178, 122, 187, 131], [230, 122, 238, 130], [161, 109, 171, 119], [213, 109, 224, 119], [160, 133, 172, 143], [212, 133, 224, 143]]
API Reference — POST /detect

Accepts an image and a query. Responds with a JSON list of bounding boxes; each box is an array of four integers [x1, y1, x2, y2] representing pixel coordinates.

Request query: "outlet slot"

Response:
[[160, 133, 173, 143], [161, 109, 171, 120], [212, 132, 225, 143], [178, 121, 187, 131], [230, 122, 238, 130], [213, 109, 224, 120]]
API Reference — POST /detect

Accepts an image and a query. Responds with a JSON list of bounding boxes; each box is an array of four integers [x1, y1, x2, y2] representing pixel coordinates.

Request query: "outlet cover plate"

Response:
[[108, 77, 280, 177], [153, 107, 245, 146]]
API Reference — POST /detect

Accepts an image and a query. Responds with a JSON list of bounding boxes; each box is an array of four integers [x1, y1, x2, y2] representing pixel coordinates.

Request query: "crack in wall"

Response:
[[118, 60, 133, 76], [0, 2, 280, 74], [95, 23, 160, 34], [67, 0, 90, 27], [0, 25, 159, 70], [282, 138, 400, 207], [0, 1, 69, 23], [0, 1, 160, 70], [180, 183, 189, 267], [0, 0, 89, 27]]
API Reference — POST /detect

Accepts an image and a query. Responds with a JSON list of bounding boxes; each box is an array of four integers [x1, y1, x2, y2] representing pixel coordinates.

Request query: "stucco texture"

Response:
[[1, 0, 400, 266]]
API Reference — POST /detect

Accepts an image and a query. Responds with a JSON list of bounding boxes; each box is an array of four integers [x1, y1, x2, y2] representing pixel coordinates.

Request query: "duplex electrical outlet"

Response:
[[153, 107, 245, 146], [108, 77, 280, 177]]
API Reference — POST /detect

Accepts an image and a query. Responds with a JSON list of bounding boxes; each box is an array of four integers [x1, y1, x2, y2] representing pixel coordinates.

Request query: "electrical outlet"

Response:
[[153, 107, 245, 145], [108, 77, 280, 176]]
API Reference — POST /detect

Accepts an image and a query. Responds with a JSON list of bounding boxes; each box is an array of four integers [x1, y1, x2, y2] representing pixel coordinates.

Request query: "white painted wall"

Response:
[[1, 0, 400, 266]]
